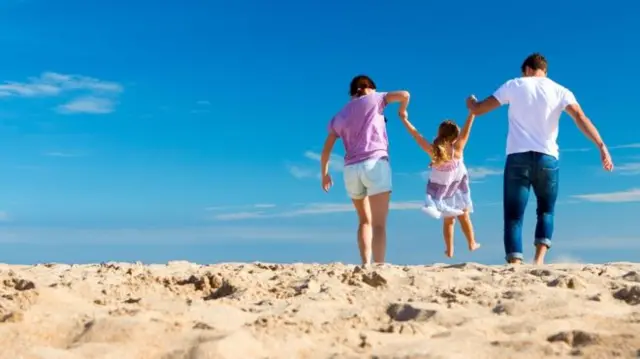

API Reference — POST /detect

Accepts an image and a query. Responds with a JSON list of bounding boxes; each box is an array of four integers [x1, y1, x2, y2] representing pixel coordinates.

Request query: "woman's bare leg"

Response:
[[443, 217, 456, 258], [457, 211, 480, 251], [369, 191, 390, 264], [351, 197, 373, 265]]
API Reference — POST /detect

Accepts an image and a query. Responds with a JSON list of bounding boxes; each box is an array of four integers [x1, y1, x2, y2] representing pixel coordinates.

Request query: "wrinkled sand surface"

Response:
[[1, 261, 640, 358]]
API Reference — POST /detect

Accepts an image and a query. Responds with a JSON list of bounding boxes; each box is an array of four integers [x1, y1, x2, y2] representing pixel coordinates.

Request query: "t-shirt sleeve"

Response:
[[560, 89, 578, 109], [492, 80, 513, 105], [377, 92, 388, 113], [327, 116, 340, 137]]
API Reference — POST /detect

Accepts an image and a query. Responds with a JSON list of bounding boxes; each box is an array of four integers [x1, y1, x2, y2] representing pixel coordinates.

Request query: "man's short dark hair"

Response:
[[521, 53, 548, 73]]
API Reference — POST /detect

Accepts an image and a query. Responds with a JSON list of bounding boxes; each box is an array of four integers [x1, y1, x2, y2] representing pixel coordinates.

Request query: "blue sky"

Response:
[[0, 0, 638, 265]]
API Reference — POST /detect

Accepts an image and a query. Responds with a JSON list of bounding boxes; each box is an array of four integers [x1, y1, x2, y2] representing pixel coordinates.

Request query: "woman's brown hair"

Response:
[[432, 120, 460, 165], [349, 75, 376, 97]]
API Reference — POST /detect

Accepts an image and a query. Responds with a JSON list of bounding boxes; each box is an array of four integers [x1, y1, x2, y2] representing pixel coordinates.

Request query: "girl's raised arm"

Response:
[[454, 112, 476, 152], [400, 116, 433, 156]]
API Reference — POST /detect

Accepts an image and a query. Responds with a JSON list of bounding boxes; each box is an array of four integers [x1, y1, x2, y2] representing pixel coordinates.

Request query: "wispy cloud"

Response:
[[467, 167, 502, 179], [610, 143, 640, 149], [572, 188, 640, 203], [254, 203, 276, 208], [286, 163, 317, 179], [615, 162, 640, 175], [562, 143, 640, 152], [304, 151, 344, 171], [562, 147, 591, 152], [0, 225, 352, 244], [205, 203, 276, 211], [214, 212, 267, 221], [212, 201, 423, 221], [190, 100, 212, 114], [286, 151, 344, 180], [558, 237, 640, 250], [0, 71, 122, 114], [43, 151, 84, 158], [0, 212, 10, 222], [56, 96, 115, 114]]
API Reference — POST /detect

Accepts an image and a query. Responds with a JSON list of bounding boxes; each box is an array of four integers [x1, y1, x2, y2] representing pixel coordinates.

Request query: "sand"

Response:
[[1, 261, 640, 359]]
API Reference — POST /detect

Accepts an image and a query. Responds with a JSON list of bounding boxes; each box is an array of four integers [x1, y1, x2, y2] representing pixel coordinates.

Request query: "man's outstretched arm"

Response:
[[467, 95, 501, 116], [565, 103, 606, 147]]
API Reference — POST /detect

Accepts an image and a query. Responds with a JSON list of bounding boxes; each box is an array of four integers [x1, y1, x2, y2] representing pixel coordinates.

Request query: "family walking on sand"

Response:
[[320, 53, 614, 266]]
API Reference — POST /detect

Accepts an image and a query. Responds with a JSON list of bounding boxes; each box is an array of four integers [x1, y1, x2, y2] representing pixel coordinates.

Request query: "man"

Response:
[[466, 53, 613, 265]]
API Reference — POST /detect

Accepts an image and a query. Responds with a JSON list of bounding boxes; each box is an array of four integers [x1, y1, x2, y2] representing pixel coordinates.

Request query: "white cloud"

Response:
[[615, 162, 640, 175], [558, 237, 640, 250], [572, 188, 640, 203], [0, 72, 121, 98], [610, 143, 640, 149], [214, 211, 266, 221], [205, 203, 276, 211], [562, 147, 591, 152], [44, 151, 83, 158], [286, 164, 316, 179], [304, 151, 344, 171], [196, 100, 211, 105], [0, 225, 352, 244], [57, 96, 115, 114], [0, 71, 122, 114], [485, 156, 503, 162], [467, 167, 502, 179], [253, 204, 276, 208], [212, 201, 423, 221], [0, 212, 10, 222], [286, 151, 345, 180]]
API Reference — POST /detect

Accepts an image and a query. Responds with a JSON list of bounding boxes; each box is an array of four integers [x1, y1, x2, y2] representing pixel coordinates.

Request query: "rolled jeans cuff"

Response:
[[535, 238, 552, 248], [506, 252, 524, 262]]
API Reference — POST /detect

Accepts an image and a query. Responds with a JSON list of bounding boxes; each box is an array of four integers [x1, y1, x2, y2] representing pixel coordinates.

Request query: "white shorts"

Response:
[[343, 157, 392, 199]]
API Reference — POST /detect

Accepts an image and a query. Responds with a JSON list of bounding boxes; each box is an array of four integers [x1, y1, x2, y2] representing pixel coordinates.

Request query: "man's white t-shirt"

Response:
[[492, 77, 578, 159]]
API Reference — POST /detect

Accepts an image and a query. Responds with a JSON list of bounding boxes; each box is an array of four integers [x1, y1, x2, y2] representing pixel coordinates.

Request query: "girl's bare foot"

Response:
[[445, 248, 454, 258], [469, 242, 481, 251]]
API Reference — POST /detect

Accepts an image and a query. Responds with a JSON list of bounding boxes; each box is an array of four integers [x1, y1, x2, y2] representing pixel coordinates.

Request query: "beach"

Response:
[[1, 261, 639, 358]]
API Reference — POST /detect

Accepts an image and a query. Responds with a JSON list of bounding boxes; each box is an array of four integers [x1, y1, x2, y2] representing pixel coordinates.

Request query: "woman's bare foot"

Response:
[[444, 248, 454, 258], [468, 242, 481, 252]]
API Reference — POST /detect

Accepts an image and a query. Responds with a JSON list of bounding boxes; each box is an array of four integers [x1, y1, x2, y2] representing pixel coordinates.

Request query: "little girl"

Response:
[[399, 110, 480, 258]]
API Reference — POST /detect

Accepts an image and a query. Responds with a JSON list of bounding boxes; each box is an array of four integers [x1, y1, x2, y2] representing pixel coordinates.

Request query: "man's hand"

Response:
[[466, 95, 477, 111], [599, 144, 614, 171], [322, 174, 333, 192]]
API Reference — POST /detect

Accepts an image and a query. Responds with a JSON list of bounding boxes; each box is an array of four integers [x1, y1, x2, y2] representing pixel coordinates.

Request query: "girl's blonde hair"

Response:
[[432, 120, 460, 165]]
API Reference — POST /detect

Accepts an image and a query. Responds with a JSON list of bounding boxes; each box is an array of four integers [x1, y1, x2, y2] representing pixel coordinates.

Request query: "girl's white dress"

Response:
[[422, 149, 473, 219]]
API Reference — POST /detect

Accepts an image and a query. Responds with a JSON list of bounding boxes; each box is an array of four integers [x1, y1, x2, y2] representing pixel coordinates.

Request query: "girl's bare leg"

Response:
[[457, 211, 480, 251], [443, 217, 456, 258], [369, 191, 390, 264], [351, 197, 373, 265]]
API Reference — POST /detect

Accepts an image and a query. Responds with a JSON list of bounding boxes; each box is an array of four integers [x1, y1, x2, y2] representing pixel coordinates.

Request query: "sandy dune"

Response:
[[1, 261, 640, 359]]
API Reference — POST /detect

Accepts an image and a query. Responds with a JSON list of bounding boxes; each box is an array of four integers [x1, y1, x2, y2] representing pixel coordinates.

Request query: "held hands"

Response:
[[465, 94, 477, 111], [398, 110, 408, 121], [599, 144, 614, 171], [322, 173, 333, 192]]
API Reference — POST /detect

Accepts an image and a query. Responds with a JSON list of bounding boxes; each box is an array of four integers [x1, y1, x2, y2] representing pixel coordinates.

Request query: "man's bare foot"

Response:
[[534, 244, 548, 265], [468, 242, 481, 252], [444, 248, 454, 258], [507, 258, 523, 265]]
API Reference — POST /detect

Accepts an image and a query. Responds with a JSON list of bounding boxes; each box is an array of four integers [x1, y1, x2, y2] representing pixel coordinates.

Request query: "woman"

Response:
[[320, 75, 410, 265]]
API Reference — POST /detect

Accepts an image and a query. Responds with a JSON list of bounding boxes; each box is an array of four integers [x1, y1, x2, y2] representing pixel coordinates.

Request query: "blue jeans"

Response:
[[503, 151, 559, 262]]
